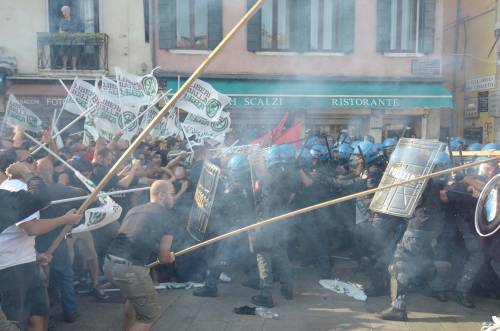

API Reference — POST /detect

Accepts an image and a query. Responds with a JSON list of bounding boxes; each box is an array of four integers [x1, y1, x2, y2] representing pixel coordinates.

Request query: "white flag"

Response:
[[101, 76, 119, 99], [83, 113, 99, 146], [70, 172, 122, 234], [140, 107, 178, 139], [62, 78, 99, 115], [115, 67, 158, 108], [51, 110, 64, 149], [182, 111, 231, 144], [4, 95, 43, 133], [94, 91, 123, 141], [176, 79, 230, 122]]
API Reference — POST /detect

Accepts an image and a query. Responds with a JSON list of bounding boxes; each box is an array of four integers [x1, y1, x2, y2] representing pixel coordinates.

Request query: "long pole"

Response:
[[146, 155, 500, 267], [45, 0, 268, 256], [50, 186, 150, 205]]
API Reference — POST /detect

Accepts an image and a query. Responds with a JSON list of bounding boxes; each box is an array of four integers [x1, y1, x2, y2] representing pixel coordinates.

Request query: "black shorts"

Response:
[[0, 262, 49, 325]]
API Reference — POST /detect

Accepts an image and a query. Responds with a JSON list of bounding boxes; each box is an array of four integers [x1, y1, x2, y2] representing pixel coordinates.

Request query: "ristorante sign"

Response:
[[224, 95, 448, 110]]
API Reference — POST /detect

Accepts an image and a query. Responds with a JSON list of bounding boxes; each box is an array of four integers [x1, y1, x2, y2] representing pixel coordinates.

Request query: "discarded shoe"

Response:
[[90, 287, 109, 301], [233, 305, 256, 315]]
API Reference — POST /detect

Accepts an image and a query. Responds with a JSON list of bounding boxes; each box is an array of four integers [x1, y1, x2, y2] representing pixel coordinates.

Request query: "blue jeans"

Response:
[[50, 262, 78, 319]]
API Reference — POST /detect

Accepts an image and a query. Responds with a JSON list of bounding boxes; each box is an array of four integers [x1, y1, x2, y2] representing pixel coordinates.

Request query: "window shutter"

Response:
[[419, 0, 436, 53], [247, 0, 262, 52], [208, 0, 223, 50], [290, 0, 310, 52], [376, 0, 391, 53], [339, 0, 355, 53], [158, 0, 176, 49]]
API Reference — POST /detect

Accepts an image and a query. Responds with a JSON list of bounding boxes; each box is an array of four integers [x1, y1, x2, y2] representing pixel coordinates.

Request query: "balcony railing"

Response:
[[37, 32, 109, 73]]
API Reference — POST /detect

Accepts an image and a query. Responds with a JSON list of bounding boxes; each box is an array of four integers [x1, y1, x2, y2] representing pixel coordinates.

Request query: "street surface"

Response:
[[56, 259, 498, 331]]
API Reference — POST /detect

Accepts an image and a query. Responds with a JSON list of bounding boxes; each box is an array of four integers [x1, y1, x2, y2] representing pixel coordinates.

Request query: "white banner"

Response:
[[140, 107, 178, 138], [176, 79, 231, 122], [62, 78, 100, 115], [83, 113, 99, 146], [116, 67, 158, 108], [4, 95, 43, 133], [94, 92, 123, 141], [101, 76, 119, 99], [71, 172, 122, 234], [182, 111, 231, 144]]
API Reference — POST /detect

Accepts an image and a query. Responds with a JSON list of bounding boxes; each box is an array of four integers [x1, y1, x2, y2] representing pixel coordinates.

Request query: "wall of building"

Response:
[[154, 0, 445, 78], [442, 0, 498, 142], [101, 0, 151, 75], [0, 0, 48, 74]]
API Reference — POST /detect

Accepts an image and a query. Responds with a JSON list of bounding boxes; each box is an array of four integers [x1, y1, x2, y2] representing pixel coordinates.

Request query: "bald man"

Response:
[[104, 180, 176, 331]]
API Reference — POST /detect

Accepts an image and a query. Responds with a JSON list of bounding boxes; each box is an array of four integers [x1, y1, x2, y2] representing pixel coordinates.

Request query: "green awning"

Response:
[[164, 78, 453, 110]]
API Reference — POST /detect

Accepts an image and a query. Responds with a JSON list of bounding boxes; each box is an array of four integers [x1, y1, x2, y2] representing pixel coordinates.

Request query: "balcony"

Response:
[[37, 32, 109, 75]]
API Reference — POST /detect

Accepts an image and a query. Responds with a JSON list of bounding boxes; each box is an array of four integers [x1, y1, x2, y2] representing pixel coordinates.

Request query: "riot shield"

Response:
[[475, 174, 500, 237], [369, 138, 445, 218], [186, 161, 221, 242]]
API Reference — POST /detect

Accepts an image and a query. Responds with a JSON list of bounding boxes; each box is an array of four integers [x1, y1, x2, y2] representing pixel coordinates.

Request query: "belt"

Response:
[[106, 254, 132, 266]]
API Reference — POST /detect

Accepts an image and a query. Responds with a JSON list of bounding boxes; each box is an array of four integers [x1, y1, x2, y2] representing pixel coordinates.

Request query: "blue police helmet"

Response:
[[482, 143, 500, 151], [383, 138, 398, 150], [353, 141, 379, 164], [450, 137, 466, 151], [467, 143, 482, 151], [265, 146, 283, 168], [278, 144, 296, 163], [351, 140, 361, 150], [435, 151, 452, 169], [337, 132, 352, 145], [227, 154, 250, 175], [310, 144, 330, 161], [337, 143, 353, 161], [374, 143, 384, 152]]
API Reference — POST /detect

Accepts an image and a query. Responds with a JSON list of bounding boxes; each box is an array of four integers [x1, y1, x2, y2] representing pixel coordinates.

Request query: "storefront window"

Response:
[[261, 0, 291, 50], [310, 0, 339, 51], [389, 0, 418, 53], [176, 0, 208, 50]]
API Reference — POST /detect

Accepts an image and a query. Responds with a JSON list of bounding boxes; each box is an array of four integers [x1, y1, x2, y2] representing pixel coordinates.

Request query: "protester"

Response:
[[104, 180, 176, 331]]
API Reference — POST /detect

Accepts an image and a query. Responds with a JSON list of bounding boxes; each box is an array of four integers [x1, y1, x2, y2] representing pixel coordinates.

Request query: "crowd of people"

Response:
[[0, 124, 499, 331]]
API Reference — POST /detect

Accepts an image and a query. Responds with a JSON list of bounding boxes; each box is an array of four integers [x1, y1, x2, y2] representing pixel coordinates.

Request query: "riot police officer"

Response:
[[251, 145, 297, 308], [193, 154, 257, 298], [378, 151, 448, 321]]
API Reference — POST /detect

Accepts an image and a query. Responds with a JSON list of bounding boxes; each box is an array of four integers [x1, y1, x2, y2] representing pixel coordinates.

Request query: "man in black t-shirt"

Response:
[[104, 180, 175, 331]]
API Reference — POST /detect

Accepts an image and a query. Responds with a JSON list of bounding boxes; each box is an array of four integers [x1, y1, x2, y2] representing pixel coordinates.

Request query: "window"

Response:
[[158, 0, 222, 51], [260, 0, 291, 50], [389, 0, 418, 52], [377, 0, 436, 54], [176, 0, 208, 49], [310, 0, 354, 52]]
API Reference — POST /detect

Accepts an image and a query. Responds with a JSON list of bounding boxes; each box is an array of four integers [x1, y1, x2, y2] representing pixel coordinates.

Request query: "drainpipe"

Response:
[[451, 0, 461, 137], [150, 0, 157, 71]]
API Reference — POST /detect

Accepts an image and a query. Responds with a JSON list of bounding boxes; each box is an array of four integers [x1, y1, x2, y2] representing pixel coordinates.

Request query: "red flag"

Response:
[[251, 112, 289, 146], [274, 121, 303, 148]]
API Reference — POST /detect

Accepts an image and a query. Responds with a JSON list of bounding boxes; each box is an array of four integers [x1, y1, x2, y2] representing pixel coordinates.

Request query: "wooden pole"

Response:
[[146, 155, 500, 268], [45, 0, 268, 256]]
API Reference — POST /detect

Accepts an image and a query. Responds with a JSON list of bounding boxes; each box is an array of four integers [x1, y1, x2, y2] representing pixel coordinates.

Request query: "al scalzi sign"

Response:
[[226, 96, 402, 109]]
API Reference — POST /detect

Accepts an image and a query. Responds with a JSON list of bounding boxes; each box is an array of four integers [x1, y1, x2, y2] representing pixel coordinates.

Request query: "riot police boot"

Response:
[[377, 307, 408, 321], [251, 294, 274, 308], [193, 286, 218, 298], [280, 283, 294, 300], [365, 269, 389, 297], [455, 291, 475, 308]]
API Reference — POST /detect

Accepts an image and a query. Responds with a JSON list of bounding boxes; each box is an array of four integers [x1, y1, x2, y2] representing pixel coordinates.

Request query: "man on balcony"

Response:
[[58, 5, 83, 70]]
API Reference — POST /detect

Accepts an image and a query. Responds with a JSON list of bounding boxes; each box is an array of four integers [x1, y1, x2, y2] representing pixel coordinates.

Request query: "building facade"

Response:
[[0, 0, 151, 124], [443, 0, 499, 144], [152, 0, 452, 142]]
